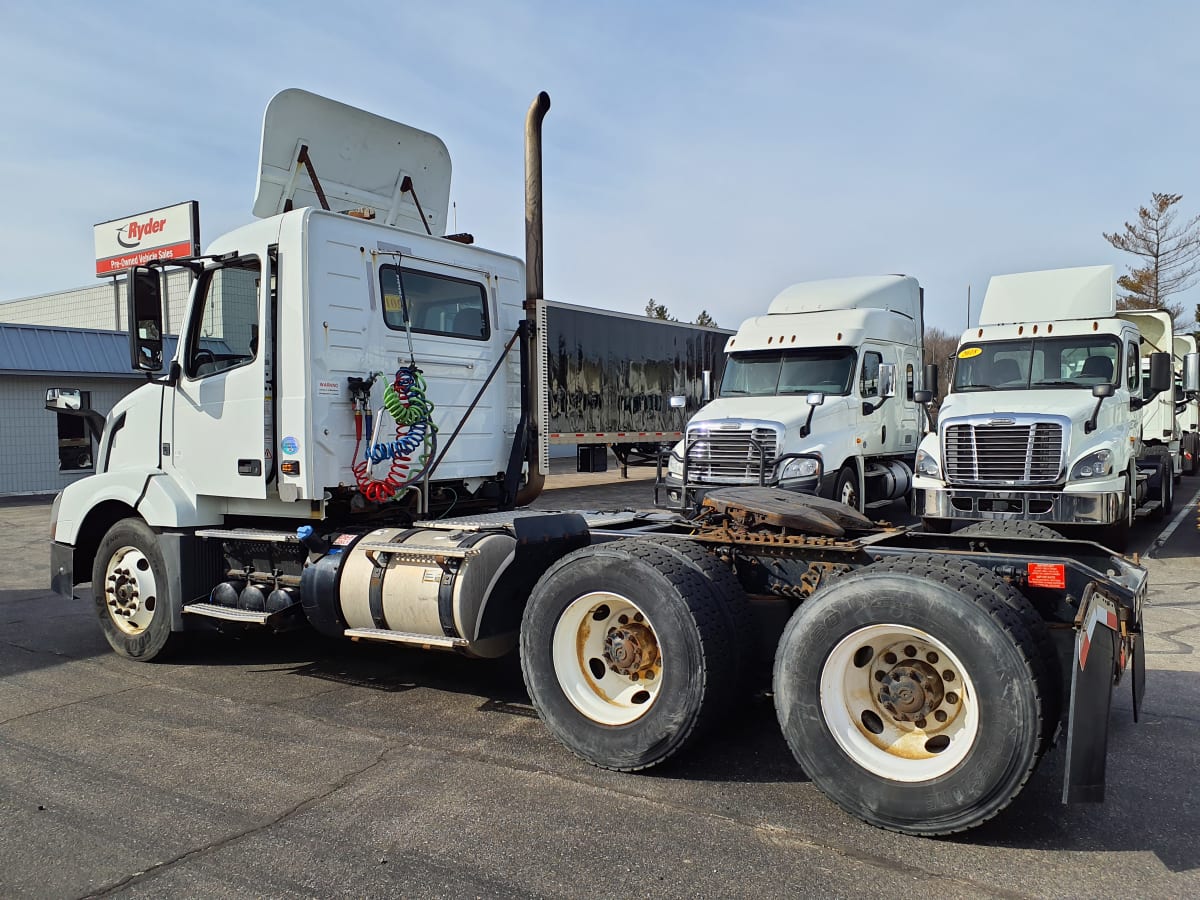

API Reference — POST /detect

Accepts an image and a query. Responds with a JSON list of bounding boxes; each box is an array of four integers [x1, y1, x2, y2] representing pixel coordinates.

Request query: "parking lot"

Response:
[[3, 463, 1200, 898]]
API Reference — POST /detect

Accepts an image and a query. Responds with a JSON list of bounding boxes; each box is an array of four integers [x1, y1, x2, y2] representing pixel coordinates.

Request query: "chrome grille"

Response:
[[943, 422, 1064, 484], [684, 426, 778, 484]]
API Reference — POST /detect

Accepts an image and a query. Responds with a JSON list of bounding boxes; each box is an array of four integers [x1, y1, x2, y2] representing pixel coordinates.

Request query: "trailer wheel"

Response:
[[773, 559, 1048, 835], [91, 518, 179, 661], [834, 464, 862, 513], [610, 537, 757, 693], [521, 543, 734, 771], [957, 520, 1064, 540]]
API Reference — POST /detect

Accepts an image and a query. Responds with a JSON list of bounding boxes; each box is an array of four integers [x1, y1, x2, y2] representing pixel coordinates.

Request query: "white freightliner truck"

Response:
[[912, 265, 1198, 546], [656, 276, 931, 513], [47, 91, 1152, 836], [1174, 334, 1200, 476]]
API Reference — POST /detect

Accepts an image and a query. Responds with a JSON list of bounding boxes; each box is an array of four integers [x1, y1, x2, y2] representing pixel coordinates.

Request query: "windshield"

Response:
[[720, 348, 857, 397], [952, 336, 1121, 392]]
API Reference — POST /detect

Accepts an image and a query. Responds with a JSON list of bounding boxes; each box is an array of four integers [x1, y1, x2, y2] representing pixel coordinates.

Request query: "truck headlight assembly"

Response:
[[1070, 449, 1113, 479], [779, 457, 820, 480], [667, 451, 684, 479], [915, 448, 940, 478]]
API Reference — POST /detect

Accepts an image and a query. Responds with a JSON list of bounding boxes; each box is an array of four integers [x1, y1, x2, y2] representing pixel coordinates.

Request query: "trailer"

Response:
[[46, 89, 1147, 836], [544, 301, 730, 469]]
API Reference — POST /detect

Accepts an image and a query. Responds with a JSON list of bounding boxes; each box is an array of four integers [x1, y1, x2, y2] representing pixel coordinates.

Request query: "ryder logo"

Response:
[[116, 217, 168, 249]]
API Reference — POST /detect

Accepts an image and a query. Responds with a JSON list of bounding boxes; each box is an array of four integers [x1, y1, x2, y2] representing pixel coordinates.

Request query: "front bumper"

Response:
[[914, 486, 1120, 525], [654, 473, 825, 512]]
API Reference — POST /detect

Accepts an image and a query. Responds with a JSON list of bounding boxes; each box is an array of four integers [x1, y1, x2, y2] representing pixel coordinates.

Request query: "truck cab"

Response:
[[657, 275, 927, 513], [912, 265, 1193, 545]]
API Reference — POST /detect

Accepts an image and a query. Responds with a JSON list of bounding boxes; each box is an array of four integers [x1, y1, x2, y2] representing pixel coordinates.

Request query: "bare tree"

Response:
[[1103, 192, 1200, 325], [923, 326, 960, 425]]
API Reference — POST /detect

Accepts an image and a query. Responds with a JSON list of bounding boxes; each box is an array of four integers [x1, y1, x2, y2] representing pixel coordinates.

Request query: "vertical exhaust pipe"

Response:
[[513, 91, 551, 506]]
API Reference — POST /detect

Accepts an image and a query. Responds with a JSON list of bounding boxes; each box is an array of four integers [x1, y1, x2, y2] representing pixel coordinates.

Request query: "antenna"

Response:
[[966, 284, 971, 329]]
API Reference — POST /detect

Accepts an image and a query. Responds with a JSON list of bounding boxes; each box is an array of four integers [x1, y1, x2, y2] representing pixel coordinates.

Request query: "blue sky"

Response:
[[1, 1, 1197, 332]]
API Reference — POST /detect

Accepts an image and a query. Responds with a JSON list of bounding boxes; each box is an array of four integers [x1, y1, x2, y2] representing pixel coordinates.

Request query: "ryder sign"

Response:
[[94, 201, 200, 276]]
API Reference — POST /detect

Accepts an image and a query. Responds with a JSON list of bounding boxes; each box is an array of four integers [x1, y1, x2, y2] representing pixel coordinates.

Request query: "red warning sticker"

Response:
[[1028, 562, 1066, 589]]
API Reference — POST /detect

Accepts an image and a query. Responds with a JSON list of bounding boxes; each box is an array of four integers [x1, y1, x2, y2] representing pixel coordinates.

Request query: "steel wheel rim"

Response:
[[819, 623, 979, 782], [839, 472, 858, 509], [551, 591, 663, 725], [103, 545, 158, 636]]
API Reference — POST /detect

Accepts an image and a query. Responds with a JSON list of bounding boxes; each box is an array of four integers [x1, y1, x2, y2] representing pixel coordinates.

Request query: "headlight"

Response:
[[667, 447, 684, 479], [779, 457, 820, 480], [915, 448, 940, 478], [1071, 449, 1113, 480]]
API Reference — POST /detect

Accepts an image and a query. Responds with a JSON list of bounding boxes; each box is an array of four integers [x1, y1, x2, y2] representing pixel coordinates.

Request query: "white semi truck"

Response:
[[47, 91, 1151, 836], [913, 265, 1197, 546], [656, 275, 930, 513], [1175, 334, 1200, 475]]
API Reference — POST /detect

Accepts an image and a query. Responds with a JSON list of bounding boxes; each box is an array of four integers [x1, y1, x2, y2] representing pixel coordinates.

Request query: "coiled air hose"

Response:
[[351, 367, 438, 502]]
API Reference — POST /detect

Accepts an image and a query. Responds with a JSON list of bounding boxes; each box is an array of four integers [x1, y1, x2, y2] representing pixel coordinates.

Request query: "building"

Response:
[[0, 271, 192, 496]]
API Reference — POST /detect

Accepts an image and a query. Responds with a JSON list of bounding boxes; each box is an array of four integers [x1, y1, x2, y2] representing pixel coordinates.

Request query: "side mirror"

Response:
[[669, 395, 687, 409], [45, 388, 82, 411], [1148, 351, 1172, 395], [1092, 383, 1114, 399], [913, 389, 933, 404], [878, 363, 897, 399], [799, 392, 824, 438], [127, 266, 164, 372], [1185, 352, 1200, 394], [924, 363, 940, 398]]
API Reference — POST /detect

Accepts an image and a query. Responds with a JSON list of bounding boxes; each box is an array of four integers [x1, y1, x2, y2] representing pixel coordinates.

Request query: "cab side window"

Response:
[[1126, 340, 1139, 391], [860, 351, 882, 398], [379, 265, 489, 341], [185, 262, 261, 378]]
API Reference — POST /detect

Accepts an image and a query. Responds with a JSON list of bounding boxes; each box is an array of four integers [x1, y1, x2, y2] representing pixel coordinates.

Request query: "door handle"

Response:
[[238, 459, 262, 476]]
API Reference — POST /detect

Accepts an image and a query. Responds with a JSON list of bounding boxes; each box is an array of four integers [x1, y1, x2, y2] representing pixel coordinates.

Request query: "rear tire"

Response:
[[773, 557, 1048, 835], [521, 543, 735, 771], [957, 520, 1064, 540], [91, 518, 180, 661]]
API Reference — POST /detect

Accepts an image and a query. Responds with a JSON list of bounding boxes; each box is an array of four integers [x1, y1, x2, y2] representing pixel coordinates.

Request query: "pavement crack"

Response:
[[80, 743, 393, 899]]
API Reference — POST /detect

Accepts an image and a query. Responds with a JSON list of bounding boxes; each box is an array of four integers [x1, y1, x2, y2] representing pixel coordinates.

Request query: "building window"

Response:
[[57, 391, 92, 470]]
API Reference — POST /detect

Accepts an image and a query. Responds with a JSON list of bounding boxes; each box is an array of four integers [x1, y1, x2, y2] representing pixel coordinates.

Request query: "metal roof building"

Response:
[[0, 324, 178, 495]]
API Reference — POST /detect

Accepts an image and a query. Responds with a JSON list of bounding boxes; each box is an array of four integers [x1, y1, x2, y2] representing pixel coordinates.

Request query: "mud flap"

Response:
[[1132, 630, 1146, 722], [1063, 592, 1119, 804]]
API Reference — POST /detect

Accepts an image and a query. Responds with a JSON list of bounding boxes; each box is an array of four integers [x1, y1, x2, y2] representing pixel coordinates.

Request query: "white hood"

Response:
[[938, 389, 1099, 424]]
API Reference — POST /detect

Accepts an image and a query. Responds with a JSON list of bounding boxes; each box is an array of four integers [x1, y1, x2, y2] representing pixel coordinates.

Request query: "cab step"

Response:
[[354, 542, 481, 566], [182, 601, 298, 625], [343, 627, 468, 650], [195, 528, 299, 544]]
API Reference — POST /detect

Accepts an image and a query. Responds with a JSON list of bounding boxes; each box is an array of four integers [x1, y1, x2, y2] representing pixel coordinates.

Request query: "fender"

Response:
[[55, 468, 221, 545]]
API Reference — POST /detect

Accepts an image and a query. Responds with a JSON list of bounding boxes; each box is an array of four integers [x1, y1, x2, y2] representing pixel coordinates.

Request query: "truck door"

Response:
[[171, 257, 268, 499]]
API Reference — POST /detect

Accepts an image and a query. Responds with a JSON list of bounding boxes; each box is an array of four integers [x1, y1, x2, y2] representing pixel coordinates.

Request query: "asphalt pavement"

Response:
[[2, 464, 1200, 898]]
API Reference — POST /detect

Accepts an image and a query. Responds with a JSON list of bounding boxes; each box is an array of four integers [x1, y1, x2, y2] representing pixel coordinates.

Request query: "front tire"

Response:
[[91, 518, 179, 661], [773, 559, 1048, 835], [834, 464, 862, 513], [520, 543, 735, 771]]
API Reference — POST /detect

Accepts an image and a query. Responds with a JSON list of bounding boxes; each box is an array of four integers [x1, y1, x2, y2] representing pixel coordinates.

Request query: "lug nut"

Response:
[[946, 692, 958, 704]]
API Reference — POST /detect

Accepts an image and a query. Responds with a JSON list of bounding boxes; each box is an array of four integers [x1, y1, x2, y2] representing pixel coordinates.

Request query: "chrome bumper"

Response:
[[914, 486, 1120, 525]]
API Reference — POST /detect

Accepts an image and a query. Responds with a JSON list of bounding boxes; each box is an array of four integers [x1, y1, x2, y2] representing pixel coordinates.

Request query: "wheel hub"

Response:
[[604, 622, 658, 678], [877, 659, 944, 723]]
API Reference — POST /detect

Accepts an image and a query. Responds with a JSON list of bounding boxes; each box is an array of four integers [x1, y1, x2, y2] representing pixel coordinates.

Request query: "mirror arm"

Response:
[[799, 405, 817, 439], [1084, 395, 1106, 434]]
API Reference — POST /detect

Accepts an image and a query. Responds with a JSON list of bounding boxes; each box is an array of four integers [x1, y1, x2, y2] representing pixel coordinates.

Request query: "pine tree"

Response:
[[1103, 192, 1200, 325]]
